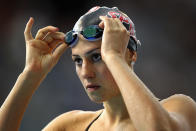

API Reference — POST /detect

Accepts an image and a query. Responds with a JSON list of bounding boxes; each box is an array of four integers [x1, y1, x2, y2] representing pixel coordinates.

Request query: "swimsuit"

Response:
[[85, 111, 103, 131]]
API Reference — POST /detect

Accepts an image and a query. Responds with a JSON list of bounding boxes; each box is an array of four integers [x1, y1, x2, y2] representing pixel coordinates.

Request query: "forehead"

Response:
[[71, 34, 101, 55]]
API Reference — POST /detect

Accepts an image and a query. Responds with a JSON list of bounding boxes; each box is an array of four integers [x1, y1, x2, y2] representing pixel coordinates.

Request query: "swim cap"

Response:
[[73, 6, 141, 51]]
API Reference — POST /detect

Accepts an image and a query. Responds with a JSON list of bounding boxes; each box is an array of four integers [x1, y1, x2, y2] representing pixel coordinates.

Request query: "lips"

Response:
[[86, 84, 101, 91]]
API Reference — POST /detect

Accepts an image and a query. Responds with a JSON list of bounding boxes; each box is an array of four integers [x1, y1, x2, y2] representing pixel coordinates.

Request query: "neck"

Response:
[[102, 94, 130, 124]]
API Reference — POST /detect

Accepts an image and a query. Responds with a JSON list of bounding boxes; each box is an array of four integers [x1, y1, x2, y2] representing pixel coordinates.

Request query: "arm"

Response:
[[99, 16, 195, 131], [0, 17, 67, 131], [161, 94, 196, 131], [103, 54, 191, 131], [0, 69, 45, 131]]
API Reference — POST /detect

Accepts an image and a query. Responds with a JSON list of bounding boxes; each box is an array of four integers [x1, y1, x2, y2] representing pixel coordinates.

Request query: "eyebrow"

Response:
[[72, 47, 100, 57]]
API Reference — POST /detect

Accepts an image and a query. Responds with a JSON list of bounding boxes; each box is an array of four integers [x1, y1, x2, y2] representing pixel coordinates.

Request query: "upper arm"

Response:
[[42, 110, 81, 131], [161, 94, 196, 131]]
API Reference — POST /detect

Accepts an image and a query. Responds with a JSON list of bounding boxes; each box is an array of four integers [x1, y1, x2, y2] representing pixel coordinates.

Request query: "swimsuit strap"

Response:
[[85, 111, 103, 131]]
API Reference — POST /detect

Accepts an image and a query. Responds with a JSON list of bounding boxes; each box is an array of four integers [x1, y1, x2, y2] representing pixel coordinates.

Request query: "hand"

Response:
[[24, 17, 68, 76], [99, 16, 130, 60]]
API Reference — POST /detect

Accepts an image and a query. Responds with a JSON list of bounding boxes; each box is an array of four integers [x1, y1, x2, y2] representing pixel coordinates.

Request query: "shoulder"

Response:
[[160, 94, 196, 131], [42, 109, 103, 131], [160, 94, 196, 112]]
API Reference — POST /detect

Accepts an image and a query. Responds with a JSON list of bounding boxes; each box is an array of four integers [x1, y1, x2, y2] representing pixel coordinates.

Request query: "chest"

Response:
[[88, 120, 137, 131]]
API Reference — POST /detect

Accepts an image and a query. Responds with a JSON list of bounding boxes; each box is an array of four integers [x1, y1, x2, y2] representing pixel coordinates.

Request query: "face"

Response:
[[71, 35, 121, 103]]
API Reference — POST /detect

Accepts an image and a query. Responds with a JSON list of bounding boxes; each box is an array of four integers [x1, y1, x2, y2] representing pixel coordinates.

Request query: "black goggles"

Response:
[[65, 25, 103, 47]]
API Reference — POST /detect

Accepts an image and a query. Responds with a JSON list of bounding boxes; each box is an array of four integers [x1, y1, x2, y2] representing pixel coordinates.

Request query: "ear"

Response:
[[125, 49, 137, 65], [131, 51, 137, 63]]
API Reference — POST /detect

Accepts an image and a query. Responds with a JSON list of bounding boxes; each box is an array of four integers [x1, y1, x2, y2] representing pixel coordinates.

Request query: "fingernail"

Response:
[[28, 17, 34, 23], [29, 17, 32, 21], [54, 27, 59, 31]]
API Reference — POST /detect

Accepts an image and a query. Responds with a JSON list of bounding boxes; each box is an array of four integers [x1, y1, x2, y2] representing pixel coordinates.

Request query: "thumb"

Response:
[[99, 20, 104, 29], [99, 16, 106, 29], [52, 43, 68, 62]]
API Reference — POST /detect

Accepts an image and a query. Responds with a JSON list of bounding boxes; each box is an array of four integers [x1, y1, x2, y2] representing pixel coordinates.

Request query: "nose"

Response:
[[81, 60, 95, 79]]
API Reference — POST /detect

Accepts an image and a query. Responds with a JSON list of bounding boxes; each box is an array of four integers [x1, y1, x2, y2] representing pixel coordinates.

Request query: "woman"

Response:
[[0, 6, 196, 131]]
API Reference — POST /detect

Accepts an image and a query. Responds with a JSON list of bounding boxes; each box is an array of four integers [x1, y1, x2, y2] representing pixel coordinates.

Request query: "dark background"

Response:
[[0, 0, 195, 130]]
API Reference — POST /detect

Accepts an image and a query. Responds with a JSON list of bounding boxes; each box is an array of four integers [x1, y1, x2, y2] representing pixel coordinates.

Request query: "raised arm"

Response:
[[0, 17, 67, 131], [99, 16, 196, 131]]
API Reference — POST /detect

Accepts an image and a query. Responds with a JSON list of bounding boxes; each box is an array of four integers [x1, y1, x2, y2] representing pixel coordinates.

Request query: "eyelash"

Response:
[[92, 53, 101, 62], [73, 58, 82, 65], [73, 53, 102, 66]]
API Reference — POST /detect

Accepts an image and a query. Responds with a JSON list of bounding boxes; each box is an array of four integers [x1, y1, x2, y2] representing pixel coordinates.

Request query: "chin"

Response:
[[88, 94, 106, 103]]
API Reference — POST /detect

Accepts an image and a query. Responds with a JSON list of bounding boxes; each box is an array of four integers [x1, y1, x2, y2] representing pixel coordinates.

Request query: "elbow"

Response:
[[144, 109, 174, 131], [149, 117, 173, 131], [148, 113, 188, 131]]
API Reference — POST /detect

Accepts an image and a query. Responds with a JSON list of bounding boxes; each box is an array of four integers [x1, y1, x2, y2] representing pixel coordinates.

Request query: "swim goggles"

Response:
[[65, 25, 103, 47]]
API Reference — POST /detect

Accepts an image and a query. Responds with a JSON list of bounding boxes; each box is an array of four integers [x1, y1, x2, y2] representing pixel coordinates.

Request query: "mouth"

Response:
[[86, 85, 101, 92]]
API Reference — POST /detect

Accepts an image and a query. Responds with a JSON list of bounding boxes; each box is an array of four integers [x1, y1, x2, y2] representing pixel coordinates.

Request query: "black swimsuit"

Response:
[[85, 111, 103, 131]]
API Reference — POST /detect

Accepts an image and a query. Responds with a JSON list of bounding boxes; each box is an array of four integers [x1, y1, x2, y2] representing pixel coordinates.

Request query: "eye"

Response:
[[92, 53, 101, 62], [73, 57, 83, 65]]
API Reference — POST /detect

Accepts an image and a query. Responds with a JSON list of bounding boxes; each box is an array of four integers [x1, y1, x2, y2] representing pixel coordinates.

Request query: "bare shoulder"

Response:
[[42, 109, 103, 131], [160, 94, 196, 131], [160, 94, 196, 111]]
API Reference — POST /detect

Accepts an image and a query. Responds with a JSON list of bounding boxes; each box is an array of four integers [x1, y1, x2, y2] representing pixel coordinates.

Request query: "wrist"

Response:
[[22, 67, 47, 81], [12, 69, 46, 93], [102, 52, 125, 63]]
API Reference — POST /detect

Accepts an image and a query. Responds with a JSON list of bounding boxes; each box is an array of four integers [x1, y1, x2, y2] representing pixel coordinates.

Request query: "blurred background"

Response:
[[0, 0, 195, 130]]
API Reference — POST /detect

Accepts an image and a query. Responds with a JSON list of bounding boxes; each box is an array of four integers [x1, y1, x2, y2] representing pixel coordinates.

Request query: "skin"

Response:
[[0, 16, 196, 131]]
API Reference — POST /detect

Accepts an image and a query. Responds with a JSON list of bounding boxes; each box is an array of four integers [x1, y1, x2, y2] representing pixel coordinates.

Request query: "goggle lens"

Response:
[[82, 26, 100, 38], [65, 25, 103, 47]]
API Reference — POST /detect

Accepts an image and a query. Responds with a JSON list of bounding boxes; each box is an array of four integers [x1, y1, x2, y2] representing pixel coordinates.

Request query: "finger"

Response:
[[35, 26, 59, 40], [114, 18, 127, 29], [52, 43, 68, 61], [99, 20, 104, 29], [24, 17, 34, 41], [114, 18, 130, 36], [99, 15, 107, 20], [28, 40, 51, 53], [43, 32, 53, 43], [51, 32, 65, 40], [99, 16, 109, 27], [99, 16, 114, 30], [100, 16, 129, 35], [46, 32, 65, 41], [49, 39, 62, 50], [43, 32, 65, 44]]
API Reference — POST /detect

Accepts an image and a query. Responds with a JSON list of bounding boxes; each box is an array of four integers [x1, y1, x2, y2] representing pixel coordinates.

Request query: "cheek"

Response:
[[97, 64, 120, 98], [75, 66, 84, 84], [76, 66, 80, 76], [97, 64, 117, 87]]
